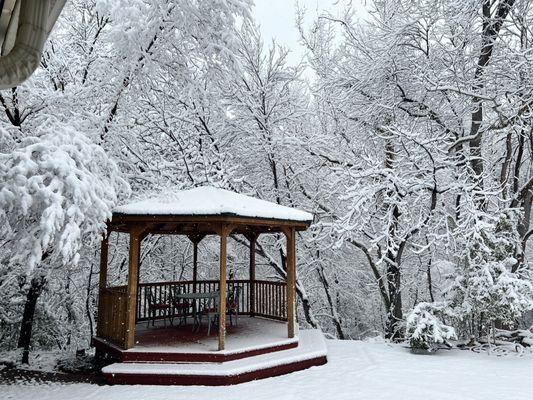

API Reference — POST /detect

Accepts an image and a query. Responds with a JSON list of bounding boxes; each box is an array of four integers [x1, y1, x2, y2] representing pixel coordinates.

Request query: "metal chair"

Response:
[[146, 287, 173, 328], [227, 285, 241, 326], [170, 286, 192, 326], [199, 293, 219, 335]]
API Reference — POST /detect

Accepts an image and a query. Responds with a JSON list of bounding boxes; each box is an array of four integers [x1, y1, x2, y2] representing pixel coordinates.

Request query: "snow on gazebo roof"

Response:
[[113, 186, 313, 223]]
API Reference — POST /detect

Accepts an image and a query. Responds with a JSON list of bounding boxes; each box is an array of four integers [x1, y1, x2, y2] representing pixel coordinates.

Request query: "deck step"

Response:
[[93, 335, 299, 363], [102, 329, 327, 385]]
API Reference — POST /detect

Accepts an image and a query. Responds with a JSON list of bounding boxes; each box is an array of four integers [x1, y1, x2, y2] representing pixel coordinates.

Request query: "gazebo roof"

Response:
[[113, 186, 313, 226]]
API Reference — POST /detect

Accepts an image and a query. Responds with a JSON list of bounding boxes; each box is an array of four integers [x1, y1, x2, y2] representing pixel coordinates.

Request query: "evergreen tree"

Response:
[[446, 206, 533, 338]]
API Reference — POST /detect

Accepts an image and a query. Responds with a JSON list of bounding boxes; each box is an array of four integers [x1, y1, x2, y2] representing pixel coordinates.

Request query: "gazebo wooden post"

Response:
[[285, 227, 296, 338], [98, 234, 109, 292], [248, 233, 258, 317], [192, 240, 198, 293], [218, 224, 232, 351], [125, 227, 143, 350], [96, 233, 109, 338], [135, 230, 149, 315]]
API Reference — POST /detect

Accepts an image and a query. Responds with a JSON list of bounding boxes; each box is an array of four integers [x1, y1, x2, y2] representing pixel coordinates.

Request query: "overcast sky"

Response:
[[252, 0, 368, 65]]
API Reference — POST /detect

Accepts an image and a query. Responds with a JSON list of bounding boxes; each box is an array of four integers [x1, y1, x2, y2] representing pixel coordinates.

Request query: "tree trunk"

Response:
[[297, 289, 318, 329], [469, 0, 516, 186], [383, 139, 404, 340], [18, 275, 47, 364], [385, 261, 403, 340], [85, 262, 95, 346], [427, 256, 435, 303], [316, 260, 345, 339]]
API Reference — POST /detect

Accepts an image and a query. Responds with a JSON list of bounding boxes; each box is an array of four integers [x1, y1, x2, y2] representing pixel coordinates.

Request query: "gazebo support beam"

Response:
[[193, 241, 198, 293], [96, 234, 109, 338], [98, 234, 109, 292], [218, 224, 233, 351], [246, 233, 258, 317], [125, 227, 143, 349], [284, 227, 296, 338]]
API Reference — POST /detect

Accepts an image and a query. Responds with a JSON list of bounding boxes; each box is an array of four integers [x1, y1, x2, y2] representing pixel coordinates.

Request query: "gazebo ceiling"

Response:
[[109, 186, 313, 234]]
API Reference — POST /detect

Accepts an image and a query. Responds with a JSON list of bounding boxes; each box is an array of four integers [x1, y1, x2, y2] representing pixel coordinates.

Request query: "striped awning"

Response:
[[0, 0, 66, 89]]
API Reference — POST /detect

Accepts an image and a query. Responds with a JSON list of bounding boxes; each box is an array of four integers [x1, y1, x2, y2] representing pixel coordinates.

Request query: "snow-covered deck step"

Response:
[[102, 329, 327, 385]]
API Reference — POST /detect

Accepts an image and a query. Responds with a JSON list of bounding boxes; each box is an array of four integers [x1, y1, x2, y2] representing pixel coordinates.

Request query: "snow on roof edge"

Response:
[[113, 186, 314, 223]]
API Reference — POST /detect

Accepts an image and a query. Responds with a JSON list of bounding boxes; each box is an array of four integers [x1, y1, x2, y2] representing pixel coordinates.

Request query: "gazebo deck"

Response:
[[102, 329, 327, 386], [134, 317, 296, 353], [93, 317, 299, 363]]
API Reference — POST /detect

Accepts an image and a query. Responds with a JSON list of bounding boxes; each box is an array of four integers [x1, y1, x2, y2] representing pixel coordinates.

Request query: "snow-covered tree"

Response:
[[0, 122, 128, 271], [297, 0, 533, 341], [445, 206, 533, 337], [406, 301, 456, 351], [0, 120, 129, 362]]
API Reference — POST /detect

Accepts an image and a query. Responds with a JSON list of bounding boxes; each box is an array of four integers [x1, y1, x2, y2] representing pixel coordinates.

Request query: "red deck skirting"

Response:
[[103, 356, 328, 386]]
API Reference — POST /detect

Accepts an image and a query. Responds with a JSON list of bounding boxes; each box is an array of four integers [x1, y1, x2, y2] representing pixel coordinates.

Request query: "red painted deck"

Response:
[[102, 329, 328, 386], [93, 317, 299, 363]]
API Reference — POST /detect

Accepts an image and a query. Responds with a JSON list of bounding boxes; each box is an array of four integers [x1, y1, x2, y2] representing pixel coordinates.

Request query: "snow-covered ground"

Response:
[[2, 339, 533, 400]]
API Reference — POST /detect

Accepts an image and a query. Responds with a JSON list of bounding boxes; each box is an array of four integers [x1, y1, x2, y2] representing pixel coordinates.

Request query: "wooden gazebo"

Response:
[[93, 186, 326, 384]]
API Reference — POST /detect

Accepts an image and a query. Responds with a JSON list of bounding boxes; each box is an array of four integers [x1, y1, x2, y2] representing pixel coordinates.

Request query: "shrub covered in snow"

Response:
[[406, 302, 456, 352], [0, 121, 130, 273]]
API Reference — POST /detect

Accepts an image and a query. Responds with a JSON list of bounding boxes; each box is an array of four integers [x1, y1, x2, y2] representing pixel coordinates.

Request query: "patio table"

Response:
[[175, 291, 219, 331]]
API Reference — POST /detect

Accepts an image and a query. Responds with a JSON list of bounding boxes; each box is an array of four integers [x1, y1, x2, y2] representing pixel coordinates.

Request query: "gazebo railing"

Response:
[[135, 279, 287, 322], [253, 280, 287, 321], [97, 286, 128, 348]]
